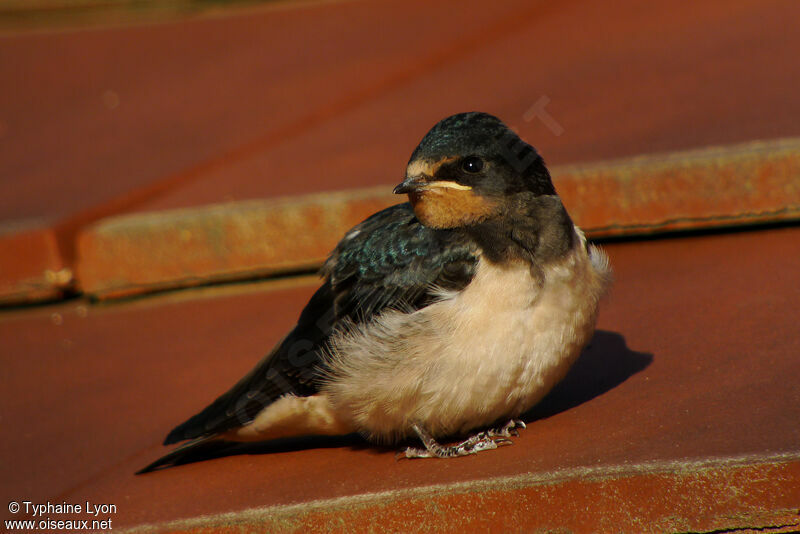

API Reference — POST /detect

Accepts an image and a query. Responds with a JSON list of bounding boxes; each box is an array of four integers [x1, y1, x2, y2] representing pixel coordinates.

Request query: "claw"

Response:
[[489, 419, 527, 438]]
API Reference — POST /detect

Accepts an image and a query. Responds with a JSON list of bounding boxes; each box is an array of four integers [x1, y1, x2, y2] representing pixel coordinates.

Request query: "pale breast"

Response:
[[322, 230, 610, 442]]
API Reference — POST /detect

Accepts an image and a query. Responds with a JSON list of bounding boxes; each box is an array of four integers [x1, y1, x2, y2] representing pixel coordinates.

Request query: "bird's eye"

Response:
[[461, 156, 484, 174]]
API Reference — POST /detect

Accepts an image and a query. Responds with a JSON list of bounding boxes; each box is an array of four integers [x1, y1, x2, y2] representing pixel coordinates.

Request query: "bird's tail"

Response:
[[136, 435, 231, 475]]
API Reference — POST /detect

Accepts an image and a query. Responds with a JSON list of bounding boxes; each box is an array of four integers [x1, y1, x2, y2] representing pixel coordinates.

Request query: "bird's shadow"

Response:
[[520, 329, 652, 422], [144, 330, 651, 471]]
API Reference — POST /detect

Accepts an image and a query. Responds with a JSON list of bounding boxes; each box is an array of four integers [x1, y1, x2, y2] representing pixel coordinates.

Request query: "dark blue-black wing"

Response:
[[163, 203, 478, 445], [322, 203, 479, 323]]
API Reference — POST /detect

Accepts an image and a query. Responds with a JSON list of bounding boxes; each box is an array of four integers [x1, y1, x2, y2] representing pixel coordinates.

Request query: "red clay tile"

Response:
[[557, 138, 800, 237], [144, 459, 800, 533]]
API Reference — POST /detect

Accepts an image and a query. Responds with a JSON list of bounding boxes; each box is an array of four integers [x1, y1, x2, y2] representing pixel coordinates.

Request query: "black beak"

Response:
[[393, 176, 425, 195]]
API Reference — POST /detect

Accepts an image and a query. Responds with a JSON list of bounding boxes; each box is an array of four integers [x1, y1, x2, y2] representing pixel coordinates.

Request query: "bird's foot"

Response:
[[398, 421, 525, 459]]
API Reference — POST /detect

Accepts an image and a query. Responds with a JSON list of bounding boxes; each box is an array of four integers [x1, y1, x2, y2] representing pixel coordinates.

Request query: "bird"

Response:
[[137, 111, 611, 473]]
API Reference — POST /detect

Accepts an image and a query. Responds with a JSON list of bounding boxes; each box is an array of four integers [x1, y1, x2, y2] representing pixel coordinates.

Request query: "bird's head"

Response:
[[394, 112, 556, 229]]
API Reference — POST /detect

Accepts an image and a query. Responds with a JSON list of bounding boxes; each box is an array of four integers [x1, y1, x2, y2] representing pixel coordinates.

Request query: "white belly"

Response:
[[322, 234, 610, 442]]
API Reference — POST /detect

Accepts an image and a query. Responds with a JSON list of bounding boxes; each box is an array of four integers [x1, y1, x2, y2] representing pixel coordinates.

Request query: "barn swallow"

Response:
[[137, 111, 610, 473]]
